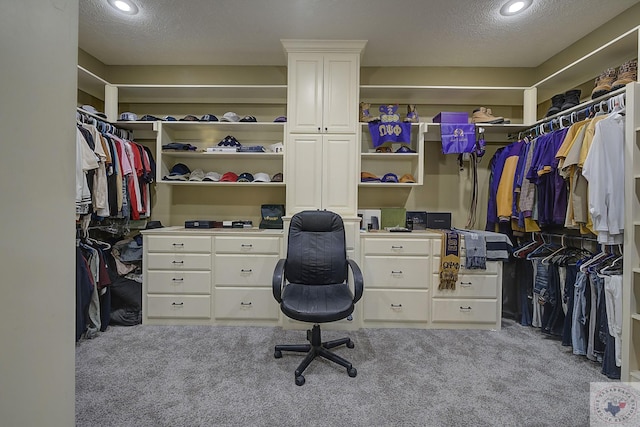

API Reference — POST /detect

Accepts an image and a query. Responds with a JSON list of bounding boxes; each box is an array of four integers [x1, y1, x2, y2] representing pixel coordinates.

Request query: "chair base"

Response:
[[274, 324, 357, 386]]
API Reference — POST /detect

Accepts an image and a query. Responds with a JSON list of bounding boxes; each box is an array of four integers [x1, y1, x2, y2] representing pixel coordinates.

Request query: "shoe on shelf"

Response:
[[471, 107, 504, 124], [545, 93, 565, 117], [360, 102, 380, 123], [404, 104, 419, 123], [591, 67, 617, 99], [612, 58, 637, 91], [560, 89, 581, 111]]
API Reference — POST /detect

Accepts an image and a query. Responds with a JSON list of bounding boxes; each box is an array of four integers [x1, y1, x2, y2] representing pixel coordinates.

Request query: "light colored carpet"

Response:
[[76, 319, 611, 426]]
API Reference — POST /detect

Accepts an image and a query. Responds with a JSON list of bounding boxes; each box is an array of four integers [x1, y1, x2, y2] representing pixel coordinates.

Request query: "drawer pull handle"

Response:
[[390, 303, 403, 308], [240, 269, 253, 273], [460, 306, 472, 311], [391, 245, 403, 249], [241, 244, 253, 248], [240, 301, 252, 306], [172, 278, 184, 282], [172, 260, 184, 264], [391, 270, 403, 274], [172, 302, 184, 306], [172, 243, 184, 247], [460, 282, 473, 287]]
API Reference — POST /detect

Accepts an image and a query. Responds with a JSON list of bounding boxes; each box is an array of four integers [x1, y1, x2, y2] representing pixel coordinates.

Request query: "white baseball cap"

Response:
[[203, 171, 222, 182], [220, 112, 240, 122], [253, 172, 271, 182]]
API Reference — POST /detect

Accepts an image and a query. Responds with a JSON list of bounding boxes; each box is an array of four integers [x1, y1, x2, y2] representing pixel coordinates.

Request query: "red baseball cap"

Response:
[[220, 172, 238, 182]]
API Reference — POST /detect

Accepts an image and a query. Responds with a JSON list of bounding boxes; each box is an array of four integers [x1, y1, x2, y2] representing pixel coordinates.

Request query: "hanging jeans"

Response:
[[571, 271, 589, 356], [600, 279, 620, 379], [541, 263, 564, 337], [561, 265, 578, 346], [587, 273, 605, 362]]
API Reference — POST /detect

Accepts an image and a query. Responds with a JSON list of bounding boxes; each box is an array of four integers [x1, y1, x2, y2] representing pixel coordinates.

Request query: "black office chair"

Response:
[[272, 210, 364, 386]]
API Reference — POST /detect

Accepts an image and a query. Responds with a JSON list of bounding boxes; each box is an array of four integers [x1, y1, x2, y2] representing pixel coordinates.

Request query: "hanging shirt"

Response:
[[582, 112, 625, 244]]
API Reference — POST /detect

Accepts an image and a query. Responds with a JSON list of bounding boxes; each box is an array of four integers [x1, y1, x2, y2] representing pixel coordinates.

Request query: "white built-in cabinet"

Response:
[[283, 40, 365, 217], [623, 82, 640, 382]]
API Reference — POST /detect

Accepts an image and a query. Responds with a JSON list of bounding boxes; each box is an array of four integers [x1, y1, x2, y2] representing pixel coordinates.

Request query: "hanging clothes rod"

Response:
[[76, 107, 133, 140], [510, 87, 626, 140]]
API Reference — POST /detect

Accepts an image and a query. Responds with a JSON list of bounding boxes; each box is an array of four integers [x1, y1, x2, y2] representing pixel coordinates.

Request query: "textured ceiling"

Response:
[[79, 0, 640, 67]]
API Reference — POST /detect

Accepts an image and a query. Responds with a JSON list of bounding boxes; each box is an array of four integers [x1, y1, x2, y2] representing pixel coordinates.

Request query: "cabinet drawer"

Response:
[[431, 299, 498, 324], [146, 295, 211, 318], [431, 274, 498, 298], [364, 256, 429, 289], [214, 288, 279, 320], [363, 289, 429, 322], [146, 253, 211, 271], [214, 255, 279, 286], [432, 257, 499, 275], [147, 271, 211, 294], [214, 236, 280, 254], [364, 238, 429, 256], [146, 235, 212, 253]]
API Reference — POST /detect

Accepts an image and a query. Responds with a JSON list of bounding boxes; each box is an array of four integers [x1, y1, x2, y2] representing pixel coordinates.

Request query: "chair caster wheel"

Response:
[[274, 350, 282, 358], [346, 340, 355, 349], [295, 375, 305, 386], [348, 367, 357, 378]]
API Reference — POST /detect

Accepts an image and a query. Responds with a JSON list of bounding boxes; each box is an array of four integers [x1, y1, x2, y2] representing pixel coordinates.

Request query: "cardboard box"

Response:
[[432, 112, 469, 124]]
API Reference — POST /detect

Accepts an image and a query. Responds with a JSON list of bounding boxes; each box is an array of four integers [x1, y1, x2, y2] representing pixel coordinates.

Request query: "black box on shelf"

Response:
[[185, 220, 217, 229], [405, 211, 427, 230], [425, 212, 451, 229]]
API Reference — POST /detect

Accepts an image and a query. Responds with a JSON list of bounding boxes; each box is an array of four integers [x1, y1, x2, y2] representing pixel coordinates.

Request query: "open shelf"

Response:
[[116, 84, 287, 104], [360, 85, 528, 106]]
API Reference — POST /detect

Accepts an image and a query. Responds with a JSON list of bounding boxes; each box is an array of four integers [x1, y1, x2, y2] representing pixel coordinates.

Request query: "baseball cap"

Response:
[[273, 115, 287, 122], [163, 163, 191, 181], [360, 172, 381, 182], [220, 172, 239, 182], [119, 112, 138, 121], [201, 114, 218, 121], [395, 145, 416, 153], [399, 173, 417, 183], [188, 168, 205, 182], [253, 172, 271, 182], [140, 114, 161, 121], [81, 104, 107, 119], [220, 112, 240, 122], [239, 115, 257, 122], [203, 171, 222, 182], [271, 172, 283, 182], [180, 114, 200, 121], [381, 173, 399, 183], [218, 135, 241, 147], [163, 116, 177, 121], [237, 172, 255, 182]]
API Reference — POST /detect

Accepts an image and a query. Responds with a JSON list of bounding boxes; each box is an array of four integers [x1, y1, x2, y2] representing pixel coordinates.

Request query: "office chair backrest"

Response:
[[286, 210, 348, 286]]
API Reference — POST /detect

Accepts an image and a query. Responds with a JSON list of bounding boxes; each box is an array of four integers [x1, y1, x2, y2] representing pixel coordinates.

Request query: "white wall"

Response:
[[0, 1, 78, 425]]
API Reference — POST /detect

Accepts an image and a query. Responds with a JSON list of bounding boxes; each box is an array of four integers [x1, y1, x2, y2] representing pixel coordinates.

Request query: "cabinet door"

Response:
[[323, 53, 359, 134], [287, 54, 323, 133], [322, 134, 358, 215], [286, 134, 323, 214]]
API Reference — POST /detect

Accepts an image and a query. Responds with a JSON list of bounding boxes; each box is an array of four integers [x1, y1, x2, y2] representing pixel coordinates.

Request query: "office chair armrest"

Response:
[[272, 258, 286, 303], [347, 259, 364, 304]]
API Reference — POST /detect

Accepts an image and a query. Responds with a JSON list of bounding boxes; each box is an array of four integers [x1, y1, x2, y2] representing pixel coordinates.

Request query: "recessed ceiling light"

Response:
[[500, 0, 532, 16], [108, 0, 139, 15]]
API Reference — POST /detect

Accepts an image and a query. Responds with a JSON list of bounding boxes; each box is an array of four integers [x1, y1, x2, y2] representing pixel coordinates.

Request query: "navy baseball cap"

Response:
[[240, 115, 257, 122], [237, 172, 255, 182], [381, 173, 399, 183], [201, 114, 218, 121]]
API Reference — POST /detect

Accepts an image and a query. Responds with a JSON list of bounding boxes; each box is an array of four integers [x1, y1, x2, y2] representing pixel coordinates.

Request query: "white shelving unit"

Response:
[[623, 82, 640, 382]]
